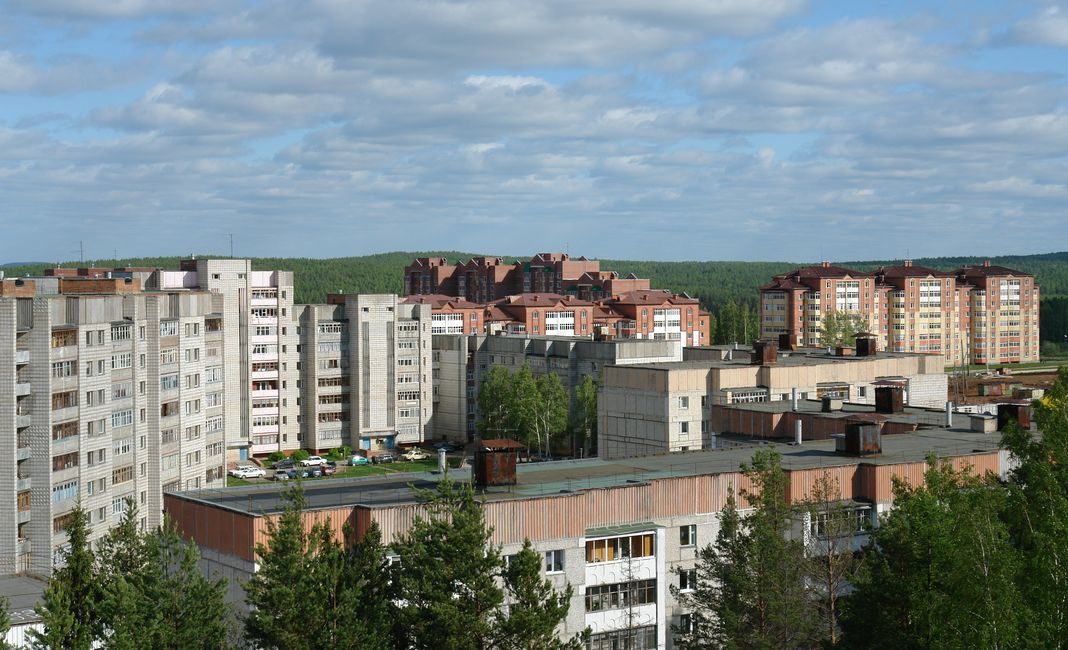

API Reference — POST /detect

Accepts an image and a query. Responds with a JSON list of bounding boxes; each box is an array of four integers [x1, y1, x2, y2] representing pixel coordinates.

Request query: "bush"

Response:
[[327, 446, 353, 461], [267, 451, 285, 463], [291, 449, 310, 462]]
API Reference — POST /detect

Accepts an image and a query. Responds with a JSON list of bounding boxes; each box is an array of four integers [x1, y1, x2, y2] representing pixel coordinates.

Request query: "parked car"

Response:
[[377, 454, 396, 464], [230, 465, 266, 479], [305, 466, 323, 477], [272, 470, 290, 481], [300, 455, 327, 467], [402, 449, 428, 462], [433, 441, 460, 453], [272, 458, 296, 471], [349, 454, 370, 466], [321, 461, 338, 475]]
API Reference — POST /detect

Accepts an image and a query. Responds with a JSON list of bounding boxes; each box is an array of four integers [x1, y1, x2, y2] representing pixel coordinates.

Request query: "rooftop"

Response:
[[171, 417, 1002, 518], [0, 575, 45, 626], [631, 347, 929, 372]]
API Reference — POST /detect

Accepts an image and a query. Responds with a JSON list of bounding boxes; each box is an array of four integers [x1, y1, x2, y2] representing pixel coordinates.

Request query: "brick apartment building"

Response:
[[760, 261, 1040, 365], [405, 253, 652, 303]]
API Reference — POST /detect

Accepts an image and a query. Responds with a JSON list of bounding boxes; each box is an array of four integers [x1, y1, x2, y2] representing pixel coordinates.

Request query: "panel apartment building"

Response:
[[432, 334, 683, 443], [295, 294, 433, 453], [760, 260, 1040, 365], [0, 276, 225, 575]]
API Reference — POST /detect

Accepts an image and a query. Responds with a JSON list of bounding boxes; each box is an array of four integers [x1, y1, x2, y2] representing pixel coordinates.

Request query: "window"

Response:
[[51, 360, 77, 378], [184, 348, 200, 362], [679, 421, 689, 435], [585, 533, 655, 563], [113, 437, 133, 456], [679, 568, 697, 592], [111, 409, 134, 428], [159, 321, 179, 337], [680, 524, 697, 547], [162, 453, 179, 470], [160, 348, 179, 365], [205, 392, 223, 408], [112, 466, 134, 485], [185, 425, 201, 440], [52, 421, 79, 441], [205, 417, 224, 433], [111, 352, 132, 369], [52, 452, 79, 471], [585, 579, 657, 612], [184, 373, 200, 389], [544, 549, 564, 573], [398, 391, 419, 401], [111, 324, 132, 341], [112, 497, 128, 515], [111, 382, 132, 400], [84, 389, 105, 406], [52, 480, 79, 504], [184, 322, 200, 336], [51, 329, 77, 348], [679, 396, 689, 409], [52, 390, 78, 410], [587, 626, 658, 650], [205, 367, 222, 384], [161, 373, 180, 391]]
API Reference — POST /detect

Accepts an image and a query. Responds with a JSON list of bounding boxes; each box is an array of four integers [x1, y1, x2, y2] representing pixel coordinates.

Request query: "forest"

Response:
[[5, 250, 1067, 343]]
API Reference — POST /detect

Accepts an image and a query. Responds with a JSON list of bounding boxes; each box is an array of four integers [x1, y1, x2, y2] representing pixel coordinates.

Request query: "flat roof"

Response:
[[726, 398, 956, 428], [0, 575, 45, 626], [632, 349, 930, 372], [170, 417, 1004, 517]]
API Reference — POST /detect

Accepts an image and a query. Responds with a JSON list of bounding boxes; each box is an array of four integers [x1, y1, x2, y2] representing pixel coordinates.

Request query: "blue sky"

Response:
[[2, 0, 1067, 263]]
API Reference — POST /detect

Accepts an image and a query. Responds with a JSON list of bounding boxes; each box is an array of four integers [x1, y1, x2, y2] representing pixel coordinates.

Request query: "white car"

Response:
[[402, 449, 428, 461], [300, 455, 327, 467], [229, 465, 266, 479]]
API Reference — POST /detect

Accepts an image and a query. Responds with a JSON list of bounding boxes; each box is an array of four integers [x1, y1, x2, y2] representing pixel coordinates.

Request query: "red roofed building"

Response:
[[760, 260, 1039, 364]]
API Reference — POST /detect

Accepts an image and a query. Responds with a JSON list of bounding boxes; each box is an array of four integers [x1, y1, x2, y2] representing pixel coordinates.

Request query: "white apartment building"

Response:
[[0, 284, 224, 575], [295, 295, 433, 453]]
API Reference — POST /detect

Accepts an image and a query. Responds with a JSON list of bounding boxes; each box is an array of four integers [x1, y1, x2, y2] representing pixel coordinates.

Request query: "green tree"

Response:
[[573, 374, 599, 457], [672, 450, 815, 649], [478, 365, 516, 438], [840, 457, 1021, 649], [819, 311, 870, 348], [392, 479, 505, 650], [532, 373, 569, 458], [0, 595, 11, 650], [671, 490, 747, 649], [510, 364, 540, 449], [497, 539, 586, 650], [1001, 368, 1068, 647], [345, 523, 395, 649], [244, 484, 316, 650], [802, 473, 862, 646], [31, 506, 100, 650]]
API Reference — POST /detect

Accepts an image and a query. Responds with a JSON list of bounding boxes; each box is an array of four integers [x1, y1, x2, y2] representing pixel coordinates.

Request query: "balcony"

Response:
[[17, 414, 31, 428], [16, 382, 31, 396], [17, 477, 31, 491], [15, 350, 29, 364], [50, 345, 78, 360], [250, 389, 279, 399], [17, 446, 30, 462], [18, 510, 31, 525]]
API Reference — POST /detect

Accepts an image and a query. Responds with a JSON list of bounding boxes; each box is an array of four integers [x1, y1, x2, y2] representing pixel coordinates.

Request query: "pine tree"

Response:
[[497, 540, 585, 650], [344, 523, 394, 650], [0, 595, 12, 650], [392, 478, 505, 650], [244, 484, 316, 650], [31, 506, 99, 650]]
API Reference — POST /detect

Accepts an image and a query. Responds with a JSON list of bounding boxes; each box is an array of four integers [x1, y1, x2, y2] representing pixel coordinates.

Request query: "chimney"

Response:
[[791, 387, 798, 411], [794, 419, 802, 445], [903, 260, 912, 267], [821, 261, 831, 268], [752, 339, 777, 365], [875, 385, 905, 414], [778, 333, 793, 351], [855, 333, 878, 357], [983, 260, 991, 267], [945, 401, 953, 428]]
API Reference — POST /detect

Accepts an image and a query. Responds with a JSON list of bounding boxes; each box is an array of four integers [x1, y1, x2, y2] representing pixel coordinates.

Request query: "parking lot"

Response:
[[226, 449, 459, 487]]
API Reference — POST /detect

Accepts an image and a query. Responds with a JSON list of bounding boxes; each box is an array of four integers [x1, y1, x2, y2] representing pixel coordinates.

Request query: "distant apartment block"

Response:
[[296, 295, 433, 453], [0, 277, 225, 575], [760, 260, 1040, 365], [403, 254, 711, 345], [405, 253, 652, 303]]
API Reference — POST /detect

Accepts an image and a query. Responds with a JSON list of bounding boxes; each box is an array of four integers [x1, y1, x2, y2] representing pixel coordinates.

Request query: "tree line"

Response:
[[6, 251, 1067, 342], [674, 367, 1068, 649]]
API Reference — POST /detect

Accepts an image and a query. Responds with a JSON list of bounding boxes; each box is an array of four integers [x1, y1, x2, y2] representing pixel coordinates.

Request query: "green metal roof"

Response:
[[586, 522, 662, 538]]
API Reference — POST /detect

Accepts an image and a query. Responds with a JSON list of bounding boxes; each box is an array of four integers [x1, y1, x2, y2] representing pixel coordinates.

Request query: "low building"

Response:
[[599, 341, 947, 459], [166, 408, 1010, 649]]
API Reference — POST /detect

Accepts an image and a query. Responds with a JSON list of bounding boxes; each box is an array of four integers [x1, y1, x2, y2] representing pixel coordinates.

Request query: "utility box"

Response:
[[855, 333, 878, 357], [998, 402, 1032, 430], [875, 385, 905, 414], [752, 339, 778, 365], [474, 439, 525, 487], [970, 414, 997, 433]]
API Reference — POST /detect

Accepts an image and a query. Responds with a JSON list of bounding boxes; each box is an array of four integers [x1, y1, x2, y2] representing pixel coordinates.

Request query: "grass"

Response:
[[947, 358, 1068, 374], [224, 454, 453, 488]]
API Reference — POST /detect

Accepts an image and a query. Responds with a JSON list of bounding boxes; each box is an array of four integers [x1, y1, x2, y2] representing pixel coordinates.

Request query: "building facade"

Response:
[[599, 344, 948, 459], [1, 285, 225, 575], [296, 295, 433, 453], [759, 260, 1040, 365], [432, 334, 684, 443], [166, 416, 1010, 649]]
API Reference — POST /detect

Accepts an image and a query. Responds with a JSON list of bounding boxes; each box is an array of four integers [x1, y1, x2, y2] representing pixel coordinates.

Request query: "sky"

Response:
[[2, 0, 1068, 263]]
